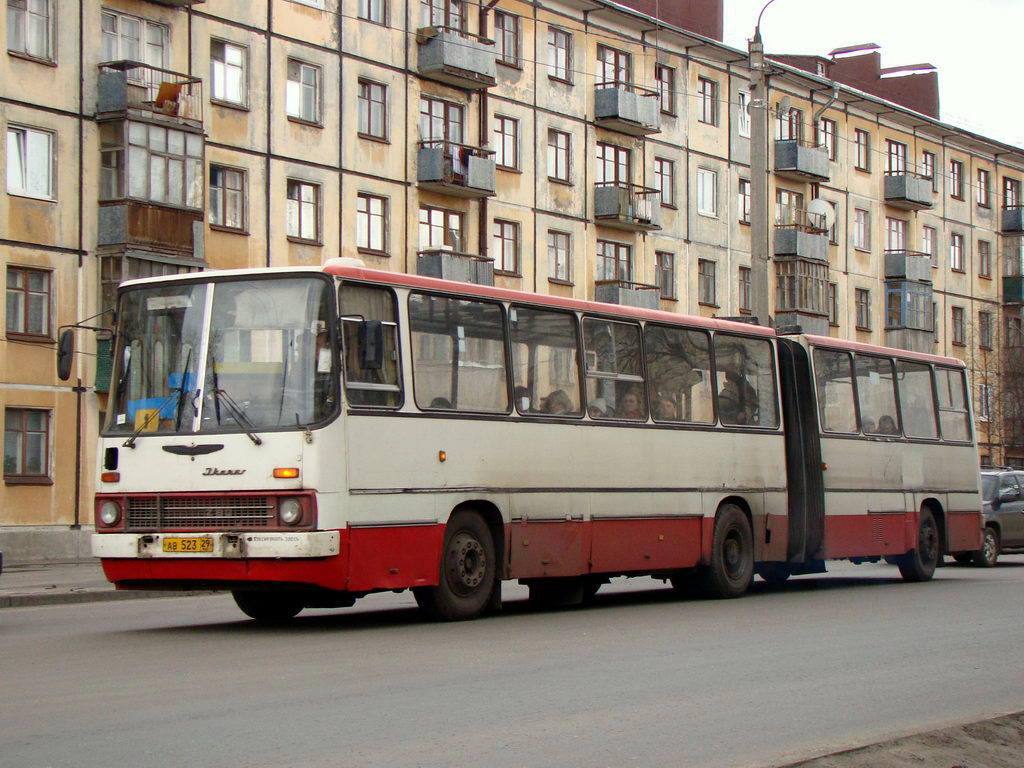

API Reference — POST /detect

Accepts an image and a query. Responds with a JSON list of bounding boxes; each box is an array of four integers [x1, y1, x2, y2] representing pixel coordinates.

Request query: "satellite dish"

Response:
[[808, 198, 836, 231], [777, 95, 792, 116]]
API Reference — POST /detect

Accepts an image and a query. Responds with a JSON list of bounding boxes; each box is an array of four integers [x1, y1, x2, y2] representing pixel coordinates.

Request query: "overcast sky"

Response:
[[722, 0, 1024, 148]]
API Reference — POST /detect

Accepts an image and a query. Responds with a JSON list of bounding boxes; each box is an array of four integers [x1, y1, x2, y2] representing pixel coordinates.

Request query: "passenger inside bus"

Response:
[[542, 389, 574, 414], [588, 398, 610, 418], [617, 390, 645, 419], [718, 370, 757, 425], [876, 414, 899, 435], [653, 397, 677, 421]]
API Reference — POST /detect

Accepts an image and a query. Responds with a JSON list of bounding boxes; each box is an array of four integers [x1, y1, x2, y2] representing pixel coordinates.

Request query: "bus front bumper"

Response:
[[91, 531, 340, 559]]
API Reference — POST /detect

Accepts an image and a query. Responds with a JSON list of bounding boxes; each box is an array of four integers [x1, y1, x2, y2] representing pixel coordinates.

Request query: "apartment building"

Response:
[[3, 0, 1023, 559]]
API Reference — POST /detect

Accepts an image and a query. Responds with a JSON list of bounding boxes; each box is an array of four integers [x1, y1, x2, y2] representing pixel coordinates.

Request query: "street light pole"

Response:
[[749, 2, 776, 328]]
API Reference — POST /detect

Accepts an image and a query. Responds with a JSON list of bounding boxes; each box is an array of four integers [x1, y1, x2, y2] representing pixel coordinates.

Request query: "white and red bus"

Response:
[[90, 260, 982, 621]]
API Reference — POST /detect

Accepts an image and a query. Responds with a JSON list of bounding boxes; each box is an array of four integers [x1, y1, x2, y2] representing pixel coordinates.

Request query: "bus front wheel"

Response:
[[699, 504, 754, 599], [415, 509, 496, 621], [896, 508, 939, 582], [232, 590, 305, 622]]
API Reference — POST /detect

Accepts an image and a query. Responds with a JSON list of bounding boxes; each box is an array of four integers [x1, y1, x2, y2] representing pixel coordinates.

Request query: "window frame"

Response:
[[285, 178, 321, 244], [739, 266, 752, 313], [979, 239, 992, 278], [853, 208, 871, 251], [855, 288, 871, 331], [697, 77, 718, 126], [493, 115, 519, 171], [950, 159, 964, 200], [546, 128, 570, 183], [494, 10, 521, 68], [738, 178, 751, 224], [951, 305, 965, 346], [285, 58, 322, 125], [656, 251, 676, 300], [492, 218, 520, 275], [547, 229, 571, 284], [596, 239, 631, 283], [736, 91, 751, 138], [696, 167, 717, 217], [357, 0, 388, 25], [979, 310, 993, 350], [356, 192, 389, 255], [5, 265, 52, 341], [4, 406, 51, 484], [653, 157, 675, 208], [210, 38, 248, 108], [977, 168, 991, 208], [655, 64, 675, 115], [854, 129, 870, 172], [7, 0, 53, 62], [209, 164, 247, 233], [817, 117, 837, 160], [698, 258, 717, 307], [357, 78, 389, 141], [950, 232, 965, 272], [5, 124, 54, 200], [546, 26, 571, 83], [100, 9, 167, 68]]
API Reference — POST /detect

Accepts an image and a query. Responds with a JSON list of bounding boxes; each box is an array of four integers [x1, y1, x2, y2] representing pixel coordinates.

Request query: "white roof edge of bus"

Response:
[[118, 265, 328, 289], [802, 333, 967, 368]]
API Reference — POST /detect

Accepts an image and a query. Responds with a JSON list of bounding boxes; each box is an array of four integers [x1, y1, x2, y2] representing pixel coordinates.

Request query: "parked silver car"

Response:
[[951, 468, 1024, 567]]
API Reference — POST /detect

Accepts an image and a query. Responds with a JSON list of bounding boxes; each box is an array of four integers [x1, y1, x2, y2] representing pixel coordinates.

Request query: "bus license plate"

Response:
[[162, 537, 214, 553]]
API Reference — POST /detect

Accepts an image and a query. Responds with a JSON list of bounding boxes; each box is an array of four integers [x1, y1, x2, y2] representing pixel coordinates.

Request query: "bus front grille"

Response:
[[126, 496, 276, 530]]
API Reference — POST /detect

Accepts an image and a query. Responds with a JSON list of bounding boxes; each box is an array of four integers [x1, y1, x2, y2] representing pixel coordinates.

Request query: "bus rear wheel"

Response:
[[896, 508, 939, 582], [232, 590, 305, 622], [414, 509, 496, 621], [699, 504, 754, 599]]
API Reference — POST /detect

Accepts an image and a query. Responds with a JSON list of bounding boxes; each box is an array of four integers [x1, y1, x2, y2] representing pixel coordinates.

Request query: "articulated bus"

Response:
[[90, 260, 982, 621]]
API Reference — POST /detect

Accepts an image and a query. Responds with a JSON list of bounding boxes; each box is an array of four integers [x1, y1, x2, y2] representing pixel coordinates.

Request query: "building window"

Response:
[[977, 169, 991, 207], [775, 187, 804, 227], [595, 141, 630, 184], [739, 266, 752, 312], [494, 11, 520, 66], [979, 383, 992, 423], [419, 96, 464, 143], [855, 288, 871, 330], [357, 79, 388, 140], [950, 232, 965, 271], [493, 219, 519, 274], [951, 306, 965, 345], [286, 179, 320, 242], [547, 129, 570, 182], [922, 150, 936, 191], [738, 178, 751, 223], [101, 10, 166, 68], [853, 208, 870, 251], [827, 201, 838, 244], [1004, 177, 1021, 209], [493, 116, 518, 170], [596, 239, 631, 282], [775, 107, 801, 141], [1008, 316, 1024, 347], [950, 160, 964, 199], [358, 0, 387, 24], [655, 64, 675, 115], [656, 251, 676, 299], [357, 193, 388, 254], [7, 0, 52, 60], [828, 282, 838, 326], [4, 407, 49, 482], [979, 311, 993, 349], [737, 91, 751, 138], [547, 229, 571, 282], [209, 165, 246, 231], [596, 45, 630, 88], [6, 266, 50, 339], [696, 168, 717, 217], [922, 225, 937, 267], [99, 122, 202, 209], [979, 240, 992, 278], [854, 129, 870, 171], [5, 125, 53, 199], [776, 259, 828, 315], [419, 205, 464, 250], [697, 78, 718, 125], [817, 118, 837, 160], [286, 59, 321, 124], [547, 27, 571, 82], [885, 217, 907, 251], [210, 39, 247, 106], [654, 157, 674, 207], [698, 259, 716, 306], [886, 140, 907, 174], [420, 0, 464, 30]]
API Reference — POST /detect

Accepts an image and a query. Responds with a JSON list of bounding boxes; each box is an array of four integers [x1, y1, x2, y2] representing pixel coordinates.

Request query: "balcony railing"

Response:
[[417, 140, 495, 198], [594, 81, 661, 136], [594, 279, 661, 309], [775, 207, 827, 234], [884, 249, 933, 282], [416, 248, 494, 286], [1002, 205, 1024, 233], [884, 170, 933, 210], [773, 208, 828, 261], [97, 61, 203, 126], [773, 139, 829, 181], [416, 26, 496, 90], [594, 182, 661, 231]]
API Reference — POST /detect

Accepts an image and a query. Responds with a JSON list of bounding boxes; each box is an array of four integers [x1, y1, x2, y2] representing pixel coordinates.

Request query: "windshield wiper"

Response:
[[212, 385, 263, 446], [174, 347, 193, 432]]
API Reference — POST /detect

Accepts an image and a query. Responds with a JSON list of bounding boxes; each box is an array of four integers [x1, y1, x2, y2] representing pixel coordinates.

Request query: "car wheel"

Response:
[[972, 526, 999, 568]]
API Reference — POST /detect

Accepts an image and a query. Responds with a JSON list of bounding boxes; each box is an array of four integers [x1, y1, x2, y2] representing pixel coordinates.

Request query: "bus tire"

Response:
[[414, 509, 495, 621], [699, 504, 754, 599], [232, 590, 304, 623], [971, 526, 999, 568], [755, 563, 790, 584], [896, 508, 939, 582]]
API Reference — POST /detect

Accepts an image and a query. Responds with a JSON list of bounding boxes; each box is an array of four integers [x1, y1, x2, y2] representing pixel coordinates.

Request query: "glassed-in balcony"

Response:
[[884, 171, 933, 210], [416, 26, 496, 90], [593, 182, 660, 232], [417, 141, 495, 198], [773, 208, 828, 261], [416, 248, 494, 286], [594, 82, 661, 136], [774, 139, 829, 181], [595, 280, 661, 309], [1002, 206, 1024, 233], [97, 61, 203, 128], [1004, 276, 1024, 304]]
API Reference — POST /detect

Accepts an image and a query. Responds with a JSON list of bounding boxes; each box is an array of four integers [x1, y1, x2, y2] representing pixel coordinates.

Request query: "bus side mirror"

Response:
[[57, 329, 74, 381], [358, 320, 385, 370]]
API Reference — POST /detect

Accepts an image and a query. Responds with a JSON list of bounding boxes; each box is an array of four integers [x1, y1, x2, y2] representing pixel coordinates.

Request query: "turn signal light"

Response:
[[101, 472, 120, 483], [273, 467, 300, 479]]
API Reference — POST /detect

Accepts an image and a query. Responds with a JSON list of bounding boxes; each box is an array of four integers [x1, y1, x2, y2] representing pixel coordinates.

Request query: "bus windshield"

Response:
[[106, 276, 336, 436]]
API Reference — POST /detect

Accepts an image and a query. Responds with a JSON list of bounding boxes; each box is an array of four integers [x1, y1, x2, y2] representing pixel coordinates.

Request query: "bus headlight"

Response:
[[279, 498, 303, 526], [99, 501, 122, 526]]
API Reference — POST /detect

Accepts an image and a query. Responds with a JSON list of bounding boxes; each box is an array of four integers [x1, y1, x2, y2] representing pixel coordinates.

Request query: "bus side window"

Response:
[[409, 293, 509, 413], [644, 324, 713, 424], [509, 306, 582, 416], [582, 318, 646, 420], [339, 283, 402, 408], [895, 360, 938, 438], [855, 355, 899, 435], [812, 348, 857, 433], [713, 335, 778, 428], [935, 367, 971, 441]]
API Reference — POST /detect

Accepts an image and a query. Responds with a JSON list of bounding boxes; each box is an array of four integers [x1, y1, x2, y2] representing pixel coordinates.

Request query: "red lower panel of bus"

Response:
[[946, 511, 984, 552], [823, 513, 911, 559]]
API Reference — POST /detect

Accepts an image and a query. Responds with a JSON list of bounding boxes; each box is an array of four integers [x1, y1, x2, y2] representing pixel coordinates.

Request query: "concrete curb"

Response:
[[0, 589, 215, 609]]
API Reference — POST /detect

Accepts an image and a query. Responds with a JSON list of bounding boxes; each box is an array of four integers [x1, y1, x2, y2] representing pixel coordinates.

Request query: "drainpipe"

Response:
[[477, 0, 501, 266]]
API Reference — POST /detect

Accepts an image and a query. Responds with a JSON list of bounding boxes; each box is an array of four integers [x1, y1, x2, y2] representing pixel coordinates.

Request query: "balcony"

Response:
[[595, 280, 661, 310], [97, 61, 203, 128], [417, 141, 495, 199], [1002, 206, 1024, 233], [416, 248, 494, 286], [98, 202, 204, 261], [884, 171, 933, 210], [1005, 276, 1024, 305], [593, 183, 661, 232], [774, 140, 829, 182], [594, 83, 661, 136], [773, 208, 828, 261], [416, 26, 496, 90], [884, 250, 933, 283]]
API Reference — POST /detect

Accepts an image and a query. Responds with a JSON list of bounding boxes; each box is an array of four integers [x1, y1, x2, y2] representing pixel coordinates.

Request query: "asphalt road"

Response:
[[2, 559, 1023, 768]]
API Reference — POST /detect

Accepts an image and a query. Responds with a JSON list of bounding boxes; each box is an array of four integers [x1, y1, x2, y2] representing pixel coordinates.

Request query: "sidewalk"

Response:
[[0, 558, 204, 608]]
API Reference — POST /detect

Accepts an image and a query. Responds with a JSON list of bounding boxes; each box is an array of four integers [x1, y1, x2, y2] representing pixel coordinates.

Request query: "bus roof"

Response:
[[802, 333, 967, 368]]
